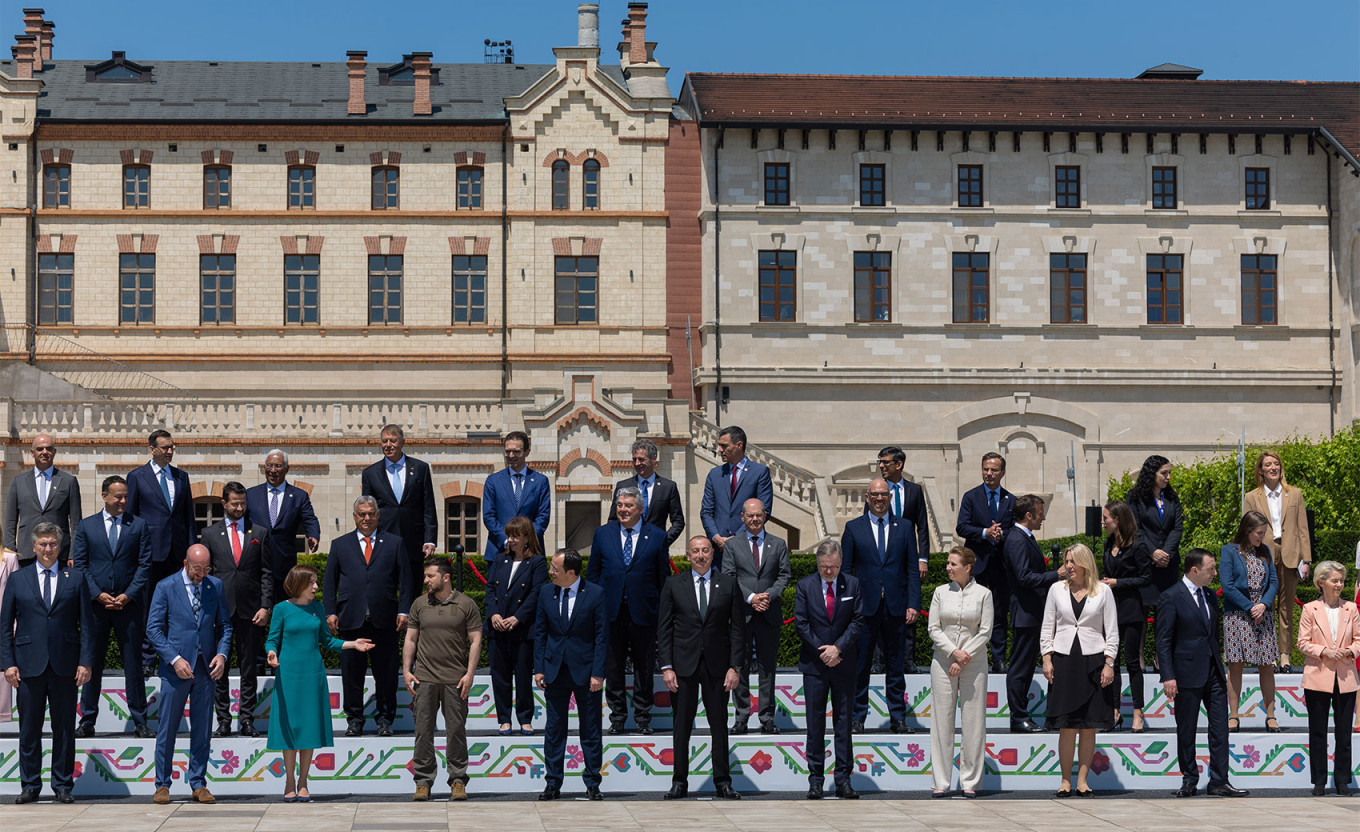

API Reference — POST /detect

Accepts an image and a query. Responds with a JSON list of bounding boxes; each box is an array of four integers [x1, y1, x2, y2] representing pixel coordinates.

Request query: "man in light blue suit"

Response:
[[700, 425, 773, 571], [145, 544, 231, 805], [482, 431, 551, 564]]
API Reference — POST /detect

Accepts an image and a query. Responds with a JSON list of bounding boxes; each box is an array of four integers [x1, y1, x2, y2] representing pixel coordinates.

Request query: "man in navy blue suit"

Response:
[[245, 449, 319, 605], [126, 429, 196, 676], [534, 548, 609, 801], [361, 425, 438, 600], [700, 425, 773, 570], [72, 475, 153, 738], [795, 540, 864, 800], [841, 478, 921, 734], [324, 496, 413, 737], [586, 487, 670, 734], [482, 431, 551, 564], [146, 544, 231, 805], [873, 447, 930, 674], [1002, 494, 1066, 732], [955, 452, 1015, 672], [1, 523, 94, 804]]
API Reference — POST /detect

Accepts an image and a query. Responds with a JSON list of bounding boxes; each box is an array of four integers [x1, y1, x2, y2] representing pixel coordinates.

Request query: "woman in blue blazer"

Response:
[[1220, 510, 1281, 732], [483, 515, 549, 735]]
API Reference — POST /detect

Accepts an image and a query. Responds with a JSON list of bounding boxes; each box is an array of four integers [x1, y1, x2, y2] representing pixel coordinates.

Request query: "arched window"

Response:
[[582, 159, 600, 210], [551, 160, 569, 210]]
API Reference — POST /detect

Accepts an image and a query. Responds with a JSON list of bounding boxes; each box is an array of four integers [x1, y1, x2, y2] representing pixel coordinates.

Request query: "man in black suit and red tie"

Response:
[[361, 425, 437, 600], [608, 438, 686, 548], [956, 452, 1016, 672], [324, 496, 413, 737], [245, 449, 319, 605]]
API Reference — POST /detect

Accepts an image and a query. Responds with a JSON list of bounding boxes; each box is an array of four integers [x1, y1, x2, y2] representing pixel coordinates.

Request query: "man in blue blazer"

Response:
[[585, 487, 670, 734], [795, 540, 865, 800], [1002, 495, 1066, 732], [534, 548, 609, 801], [841, 478, 921, 733], [482, 431, 551, 564], [700, 425, 774, 570], [72, 475, 153, 738], [324, 496, 413, 737], [361, 425, 438, 599], [245, 449, 320, 604], [126, 429, 197, 675], [145, 544, 231, 805], [1, 523, 95, 804], [955, 452, 1016, 671]]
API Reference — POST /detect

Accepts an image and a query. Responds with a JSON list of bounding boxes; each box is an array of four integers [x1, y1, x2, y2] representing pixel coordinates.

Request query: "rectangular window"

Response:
[[1241, 254, 1277, 325], [200, 254, 235, 324], [1055, 165, 1081, 208], [203, 166, 231, 209], [42, 165, 70, 208], [37, 253, 73, 325], [757, 250, 797, 322], [445, 497, 480, 554], [1049, 253, 1087, 323], [457, 167, 483, 209], [452, 255, 487, 324], [371, 167, 399, 209], [957, 164, 983, 207], [583, 160, 601, 209], [1245, 168, 1270, 210], [859, 164, 885, 206], [764, 162, 790, 206], [123, 164, 149, 208], [551, 161, 570, 210], [952, 252, 990, 323], [284, 254, 320, 325], [288, 165, 315, 209], [853, 251, 891, 322], [554, 256, 598, 324], [1152, 166, 1178, 209], [368, 255, 402, 324], [1146, 254, 1184, 324], [118, 253, 155, 324]]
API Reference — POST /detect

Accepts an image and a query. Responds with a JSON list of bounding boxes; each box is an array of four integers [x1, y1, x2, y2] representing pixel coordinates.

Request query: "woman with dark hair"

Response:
[[483, 515, 549, 736], [1099, 500, 1154, 732], [1125, 456, 1183, 593], [1220, 511, 1281, 732]]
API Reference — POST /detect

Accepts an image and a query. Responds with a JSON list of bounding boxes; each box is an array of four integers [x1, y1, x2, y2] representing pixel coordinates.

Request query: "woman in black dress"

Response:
[[1125, 455, 1183, 594], [483, 515, 549, 735], [1099, 500, 1154, 731]]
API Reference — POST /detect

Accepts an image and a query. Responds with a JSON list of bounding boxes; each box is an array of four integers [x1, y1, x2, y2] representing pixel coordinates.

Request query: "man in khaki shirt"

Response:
[[403, 556, 482, 801]]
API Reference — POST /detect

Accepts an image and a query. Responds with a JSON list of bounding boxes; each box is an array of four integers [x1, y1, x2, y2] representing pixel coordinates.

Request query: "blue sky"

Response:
[[6, 0, 1358, 86]]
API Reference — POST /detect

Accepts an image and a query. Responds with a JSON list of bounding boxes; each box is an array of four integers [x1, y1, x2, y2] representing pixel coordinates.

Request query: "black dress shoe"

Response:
[[75, 722, 95, 739], [608, 724, 626, 736], [1011, 720, 1043, 733], [663, 783, 687, 800], [637, 724, 654, 736], [760, 723, 780, 735], [903, 663, 920, 674], [806, 784, 823, 800], [991, 661, 1008, 674], [376, 722, 393, 737], [1278, 663, 1293, 674], [538, 785, 560, 801], [1336, 785, 1354, 797], [586, 785, 604, 800], [345, 722, 364, 737], [1173, 784, 1198, 798], [55, 790, 74, 804], [133, 723, 154, 739], [851, 720, 865, 734], [142, 663, 159, 679], [214, 722, 232, 738], [714, 783, 741, 800], [890, 719, 915, 734], [239, 721, 259, 738], [730, 722, 748, 735], [14, 789, 40, 805], [1312, 784, 1327, 796], [835, 784, 859, 799], [1206, 783, 1249, 797]]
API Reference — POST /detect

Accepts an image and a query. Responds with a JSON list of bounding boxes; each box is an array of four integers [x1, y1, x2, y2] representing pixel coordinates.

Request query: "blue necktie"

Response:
[[389, 462, 404, 502], [269, 487, 282, 526], [988, 490, 998, 522], [190, 582, 202, 625], [892, 483, 902, 518], [877, 516, 888, 562], [623, 527, 634, 568], [513, 473, 524, 510], [108, 516, 120, 553], [158, 467, 172, 509], [639, 478, 651, 517]]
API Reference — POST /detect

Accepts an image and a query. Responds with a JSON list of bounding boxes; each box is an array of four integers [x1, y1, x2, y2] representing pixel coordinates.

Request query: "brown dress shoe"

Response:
[[152, 787, 171, 805], [413, 785, 430, 802], [192, 787, 216, 804], [450, 782, 467, 801]]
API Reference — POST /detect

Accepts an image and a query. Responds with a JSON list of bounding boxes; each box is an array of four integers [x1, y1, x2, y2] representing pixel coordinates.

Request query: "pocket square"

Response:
[[840, 596, 854, 601]]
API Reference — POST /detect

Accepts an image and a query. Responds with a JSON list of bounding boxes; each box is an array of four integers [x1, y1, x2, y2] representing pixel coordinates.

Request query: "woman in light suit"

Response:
[[1041, 543, 1118, 797], [1297, 561, 1359, 796], [1243, 451, 1311, 670], [927, 546, 993, 798]]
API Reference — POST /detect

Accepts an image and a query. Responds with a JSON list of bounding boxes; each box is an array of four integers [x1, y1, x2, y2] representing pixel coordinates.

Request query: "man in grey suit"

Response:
[[721, 498, 791, 734], [5, 434, 82, 567], [608, 438, 686, 548]]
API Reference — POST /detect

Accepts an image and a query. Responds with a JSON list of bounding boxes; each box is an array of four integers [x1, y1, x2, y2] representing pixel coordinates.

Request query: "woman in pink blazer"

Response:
[[1297, 560, 1359, 796], [0, 549, 19, 722]]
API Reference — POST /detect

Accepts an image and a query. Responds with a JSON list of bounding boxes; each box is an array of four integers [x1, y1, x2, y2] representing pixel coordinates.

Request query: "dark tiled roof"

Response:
[[685, 73, 1360, 155]]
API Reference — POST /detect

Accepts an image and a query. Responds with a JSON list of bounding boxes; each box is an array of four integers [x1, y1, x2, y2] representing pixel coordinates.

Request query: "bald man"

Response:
[[5, 433, 83, 567], [721, 498, 791, 734]]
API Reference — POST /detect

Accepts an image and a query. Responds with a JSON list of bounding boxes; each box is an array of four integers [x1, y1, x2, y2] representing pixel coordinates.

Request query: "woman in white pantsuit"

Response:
[[928, 546, 994, 797]]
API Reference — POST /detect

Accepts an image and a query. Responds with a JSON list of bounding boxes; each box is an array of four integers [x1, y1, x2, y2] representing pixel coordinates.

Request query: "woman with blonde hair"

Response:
[[1242, 451, 1310, 671], [927, 546, 993, 798], [1041, 543, 1118, 796], [1297, 560, 1359, 796]]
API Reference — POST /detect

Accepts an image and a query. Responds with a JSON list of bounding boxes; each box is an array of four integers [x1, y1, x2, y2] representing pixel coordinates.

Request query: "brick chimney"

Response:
[[22, 8, 43, 72], [626, 3, 648, 65], [11, 35, 37, 78], [411, 51, 432, 116], [40, 19, 53, 63], [346, 50, 367, 115]]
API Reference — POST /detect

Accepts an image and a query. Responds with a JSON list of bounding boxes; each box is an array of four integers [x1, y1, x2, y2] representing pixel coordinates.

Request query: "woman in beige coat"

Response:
[[927, 546, 993, 798], [1296, 561, 1359, 796], [1243, 451, 1311, 670]]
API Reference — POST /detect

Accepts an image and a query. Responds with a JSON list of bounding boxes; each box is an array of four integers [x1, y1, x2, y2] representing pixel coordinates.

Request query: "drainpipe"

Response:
[[712, 126, 723, 417], [1322, 133, 1335, 436], [28, 130, 38, 363], [500, 123, 509, 399]]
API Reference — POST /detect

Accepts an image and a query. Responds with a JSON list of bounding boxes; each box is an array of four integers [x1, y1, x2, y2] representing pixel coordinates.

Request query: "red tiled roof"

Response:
[[684, 73, 1360, 155]]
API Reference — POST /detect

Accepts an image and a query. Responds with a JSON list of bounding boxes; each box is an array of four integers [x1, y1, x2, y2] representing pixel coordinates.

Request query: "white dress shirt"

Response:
[[1264, 484, 1283, 539], [34, 465, 54, 507], [561, 577, 581, 619], [619, 520, 642, 553]]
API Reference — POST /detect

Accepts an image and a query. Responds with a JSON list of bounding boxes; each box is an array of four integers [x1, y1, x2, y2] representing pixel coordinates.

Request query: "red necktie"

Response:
[[363, 536, 373, 565], [230, 523, 242, 565], [729, 464, 738, 498], [750, 535, 761, 571], [825, 581, 835, 620]]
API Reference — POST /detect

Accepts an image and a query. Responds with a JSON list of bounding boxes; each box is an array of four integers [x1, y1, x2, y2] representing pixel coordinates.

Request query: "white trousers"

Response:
[[929, 654, 989, 791]]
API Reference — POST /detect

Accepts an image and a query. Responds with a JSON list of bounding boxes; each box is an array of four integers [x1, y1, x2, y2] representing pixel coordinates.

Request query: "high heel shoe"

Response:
[[1111, 715, 1124, 732], [1228, 716, 1241, 733], [1265, 717, 1282, 733]]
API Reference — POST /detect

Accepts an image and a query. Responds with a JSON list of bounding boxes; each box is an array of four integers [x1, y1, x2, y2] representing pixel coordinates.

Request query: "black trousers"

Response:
[[1304, 679, 1356, 788], [488, 634, 535, 726], [80, 602, 148, 728], [1174, 670, 1230, 788], [976, 566, 1010, 664], [141, 557, 183, 667], [804, 670, 854, 787], [733, 615, 779, 726], [18, 669, 77, 791], [543, 677, 603, 789], [854, 607, 906, 723], [338, 622, 399, 725], [1113, 617, 1147, 711], [1005, 625, 1041, 724], [214, 612, 264, 724], [605, 601, 656, 727], [672, 666, 732, 787]]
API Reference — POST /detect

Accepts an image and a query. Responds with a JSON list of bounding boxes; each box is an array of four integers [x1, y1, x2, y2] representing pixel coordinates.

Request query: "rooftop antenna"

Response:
[[483, 39, 514, 64]]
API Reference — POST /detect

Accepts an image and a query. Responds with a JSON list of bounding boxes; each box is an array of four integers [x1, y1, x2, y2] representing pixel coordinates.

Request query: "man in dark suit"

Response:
[[700, 425, 774, 570], [608, 438, 685, 548], [534, 548, 608, 801], [324, 495, 412, 737], [586, 486, 670, 734], [722, 497, 791, 735], [1002, 494, 1066, 732], [202, 481, 273, 738], [842, 478, 922, 734], [1, 523, 94, 805], [5, 433, 82, 567], [658, 535, 746, 800], [72, 475, 153, 738], [361, 424, 437, 600], [245, 449, 319, 605], [483, 430, 552, 564], [955, 452, 1015, 672], [127, 429, 196, 676], [795, 540, 865, 799], [875, 446, 929, 673], [146, 544, 231, 805], [1156, 548, 1249, 798]]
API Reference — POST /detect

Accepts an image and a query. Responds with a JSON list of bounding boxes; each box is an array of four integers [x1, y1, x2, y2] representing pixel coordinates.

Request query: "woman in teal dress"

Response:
[[266, 565, 373, 801]]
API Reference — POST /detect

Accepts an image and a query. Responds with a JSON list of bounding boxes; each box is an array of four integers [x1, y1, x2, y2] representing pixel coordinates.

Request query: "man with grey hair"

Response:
[[246, 449, 319, 605], [324, 495, 412, 736], [362, 424, 438, 601], [722, 497, 791, 735], [5, 433, 82, 568], [609, 438, 685, 547]]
